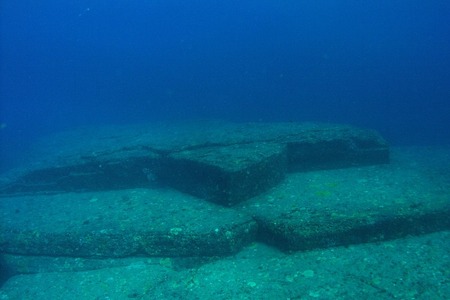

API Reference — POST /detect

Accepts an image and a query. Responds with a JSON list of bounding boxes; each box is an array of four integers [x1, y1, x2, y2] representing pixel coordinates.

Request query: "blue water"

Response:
[[1, 0, 450, 171]]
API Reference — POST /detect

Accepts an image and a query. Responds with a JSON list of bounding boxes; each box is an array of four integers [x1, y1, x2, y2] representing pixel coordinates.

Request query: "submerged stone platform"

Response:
[[0, 122, 389, 205], [1, 121, 450, 294]]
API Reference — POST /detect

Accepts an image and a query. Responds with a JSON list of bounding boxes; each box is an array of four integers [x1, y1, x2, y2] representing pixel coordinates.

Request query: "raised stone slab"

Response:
[[0, 188, 257, 258], [0, 122, 388, 205], [238, 147, 450, 251]]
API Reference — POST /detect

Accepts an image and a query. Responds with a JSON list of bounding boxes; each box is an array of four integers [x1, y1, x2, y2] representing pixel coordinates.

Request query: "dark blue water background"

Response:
[[1, 0, 450, 171]]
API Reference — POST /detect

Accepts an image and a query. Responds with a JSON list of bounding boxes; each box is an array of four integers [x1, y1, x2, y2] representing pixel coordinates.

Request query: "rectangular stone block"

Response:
[[155, 143, 287, 206]]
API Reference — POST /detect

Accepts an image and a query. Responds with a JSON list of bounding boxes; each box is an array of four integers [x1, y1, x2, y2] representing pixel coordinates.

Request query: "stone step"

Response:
[[238, 147, 450, 251], [0, 188, 257, 258], [1, 231, 449, 299]]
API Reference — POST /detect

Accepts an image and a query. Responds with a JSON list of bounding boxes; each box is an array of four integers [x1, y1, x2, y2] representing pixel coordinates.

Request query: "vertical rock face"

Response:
[[285, 127, 390, 171], [0, 122, 389, 204]]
